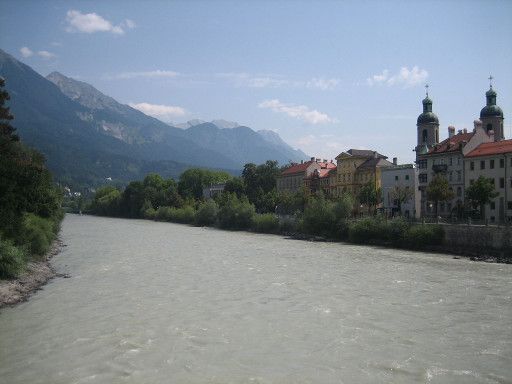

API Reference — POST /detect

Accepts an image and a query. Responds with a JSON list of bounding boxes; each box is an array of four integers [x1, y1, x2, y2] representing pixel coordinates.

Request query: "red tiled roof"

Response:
[[281, 160, 335, 176], [465, 139, 512, 158], [427, 132, 473, 154]]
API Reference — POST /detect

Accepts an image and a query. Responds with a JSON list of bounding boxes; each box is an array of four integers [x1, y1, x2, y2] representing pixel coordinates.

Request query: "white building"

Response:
[[381, 163, 420, 218], [465, 139, 512, 223]]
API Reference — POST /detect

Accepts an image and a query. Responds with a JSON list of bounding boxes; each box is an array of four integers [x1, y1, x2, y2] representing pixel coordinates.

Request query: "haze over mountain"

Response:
[[0, 49, 308, 187]]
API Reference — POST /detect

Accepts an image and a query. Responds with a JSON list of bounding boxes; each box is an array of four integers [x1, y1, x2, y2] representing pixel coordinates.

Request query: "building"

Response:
[[333, 149, 394, 198], [277, 157, 335, 194], [381, 163, 420, 218], [465, 139, 512, 223], [202, 183, 226, 199], [415, 84, 501, 218]]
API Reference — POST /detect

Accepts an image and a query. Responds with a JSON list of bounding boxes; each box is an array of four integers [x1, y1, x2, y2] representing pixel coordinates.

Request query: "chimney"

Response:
[[323, 159, 327, 163], [457, 129, 463, 135], [448, 126, 455, 138], [393, 157, 397, 166], [316, 158, 320, 162], [300, 160, 303, 164], [473, 119, 482, 132], [310, 157, 315, 161], [463, 128, 467, 134]]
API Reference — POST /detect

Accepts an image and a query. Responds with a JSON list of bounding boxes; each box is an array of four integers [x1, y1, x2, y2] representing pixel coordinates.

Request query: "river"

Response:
[[0, 214, 511, 383]]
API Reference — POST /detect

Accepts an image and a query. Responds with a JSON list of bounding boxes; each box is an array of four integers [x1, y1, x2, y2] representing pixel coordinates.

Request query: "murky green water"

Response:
[[0, 214, 511, 383]]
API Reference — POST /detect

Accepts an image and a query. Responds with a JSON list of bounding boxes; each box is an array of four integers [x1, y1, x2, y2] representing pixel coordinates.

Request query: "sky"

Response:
[[1, 0, 512, 164]]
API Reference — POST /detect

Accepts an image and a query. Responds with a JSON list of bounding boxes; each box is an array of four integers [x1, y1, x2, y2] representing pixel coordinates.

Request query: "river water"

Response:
[[0, 215, 511, 383]]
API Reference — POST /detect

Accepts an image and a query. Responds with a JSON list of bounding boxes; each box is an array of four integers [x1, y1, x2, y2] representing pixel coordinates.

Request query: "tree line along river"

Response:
[[0, 214, 511, 383]]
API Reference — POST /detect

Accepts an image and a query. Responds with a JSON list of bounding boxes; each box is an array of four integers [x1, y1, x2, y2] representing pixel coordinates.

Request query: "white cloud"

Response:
[[65, 10, 133, 35], [129, 102, 186, 121], [366, 66, 428, 88], [20, 46, 33, 58], [217, 73, 287, 88], [218, 73, 340, 90], [124, 19, 136, 29], [37, 50, 56, 60], [258, 99, 336, 125], [306, 77, 340, 90], [107, 70, 180, 80]]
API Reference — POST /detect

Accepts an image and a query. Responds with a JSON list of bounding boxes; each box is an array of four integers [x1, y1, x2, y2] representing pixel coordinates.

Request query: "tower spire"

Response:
[[425, 83, 429, 97], [488, 75, 493, 89]]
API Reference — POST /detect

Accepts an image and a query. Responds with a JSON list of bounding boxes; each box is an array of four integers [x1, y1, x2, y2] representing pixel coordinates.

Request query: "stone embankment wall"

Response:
[[441, 223, 512, 255]]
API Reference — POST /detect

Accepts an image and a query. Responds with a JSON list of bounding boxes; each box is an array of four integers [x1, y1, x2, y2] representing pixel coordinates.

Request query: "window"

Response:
[[487, 123, 493, 132], [440, 202, 445, 212], [422, 129, 427, 143], [395, 175, 399, 181], [418, 159, 427, 169], [500, 158, 505, 168], [470, 161, 474, 171], [449, 172, 453, 182], [447, 202, 452, 212], [419, 173, 427, 183], [449, 157, 453, 166], [457, 171, 461, 181], [508, 201, 512, 210], [480, 160, 485, 170], [500, 178, 505, 188], [457, 187, 462, 197], [405, 175, 409, 180], [457, 157, 460, 165], [490, 201, 495, 210], [490, 216, 495, 223], [490, 159, 495, 169]]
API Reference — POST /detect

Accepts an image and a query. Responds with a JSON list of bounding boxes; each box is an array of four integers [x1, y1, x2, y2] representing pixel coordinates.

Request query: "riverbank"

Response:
[[0, 239, 65, 308]]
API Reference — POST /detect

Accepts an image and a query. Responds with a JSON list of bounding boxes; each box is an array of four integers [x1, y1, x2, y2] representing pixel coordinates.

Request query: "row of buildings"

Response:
[[277, 82, 511, 223]]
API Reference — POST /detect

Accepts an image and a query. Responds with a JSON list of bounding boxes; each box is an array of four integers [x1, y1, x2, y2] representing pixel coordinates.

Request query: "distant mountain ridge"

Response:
[[0, 49, 308, 186]]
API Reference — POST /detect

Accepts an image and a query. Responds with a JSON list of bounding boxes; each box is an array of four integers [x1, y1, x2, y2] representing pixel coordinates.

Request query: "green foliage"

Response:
[[178, 168, 231, 200], [465, 176, 499, 220], [302, 194, 353, 238], [252, 213, 280, 234], [0, 78, 63, 276], [155, 206, 173, 221], [279, 216, 298, 233], [348, 217, 393, 244], [403, 225, 444, 248], [21, 214, 56, 256], [0, 239, 27, 279], [427, 175, 455, 216], [223, 177, 245, 198], [302, 195, 336, 237], [195, 200, 218, 226], [90, 186, 121, 216], [276, 190, 306, 215], [168, 206, 196, 224], [217, 193, 255, 230], [358, 181, 380, 213]]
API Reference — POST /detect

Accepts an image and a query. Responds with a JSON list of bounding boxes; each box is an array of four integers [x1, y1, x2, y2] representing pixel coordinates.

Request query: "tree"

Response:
[[178, 168, 231, 199], [465, 176, 498, 220], [0, 78, 62, 239], [358, 181, 380, 214], [391, 185, 414, 215], [426, 175, 454, 217], [0, 77, 18, 142]]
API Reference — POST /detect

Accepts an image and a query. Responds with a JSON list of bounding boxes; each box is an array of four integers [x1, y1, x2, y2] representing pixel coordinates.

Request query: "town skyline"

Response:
[[1, 0, 511, 164]]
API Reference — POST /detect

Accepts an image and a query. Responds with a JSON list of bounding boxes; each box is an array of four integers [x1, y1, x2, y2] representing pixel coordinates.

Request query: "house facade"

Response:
[[381, 164, 420, 218], [465, 140, 512, 223]]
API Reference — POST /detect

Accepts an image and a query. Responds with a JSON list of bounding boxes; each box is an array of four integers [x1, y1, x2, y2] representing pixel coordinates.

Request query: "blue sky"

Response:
[[1, 0, 511, 164]]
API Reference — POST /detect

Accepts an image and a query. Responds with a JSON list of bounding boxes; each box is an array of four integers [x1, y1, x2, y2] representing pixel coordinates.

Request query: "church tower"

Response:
[[415, 85, 439, 159], [480, 76, 504, 141]]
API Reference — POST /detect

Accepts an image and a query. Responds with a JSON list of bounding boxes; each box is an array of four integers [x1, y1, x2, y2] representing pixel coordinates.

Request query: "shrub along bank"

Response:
[[90, 181, 445, 253]]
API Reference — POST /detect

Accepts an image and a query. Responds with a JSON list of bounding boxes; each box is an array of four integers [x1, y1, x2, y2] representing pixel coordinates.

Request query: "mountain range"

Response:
[[0, 49, 307, 187]]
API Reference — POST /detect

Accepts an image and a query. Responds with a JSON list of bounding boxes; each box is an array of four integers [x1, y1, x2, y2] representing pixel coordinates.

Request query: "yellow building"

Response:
[[332, 149, 394, 197]]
